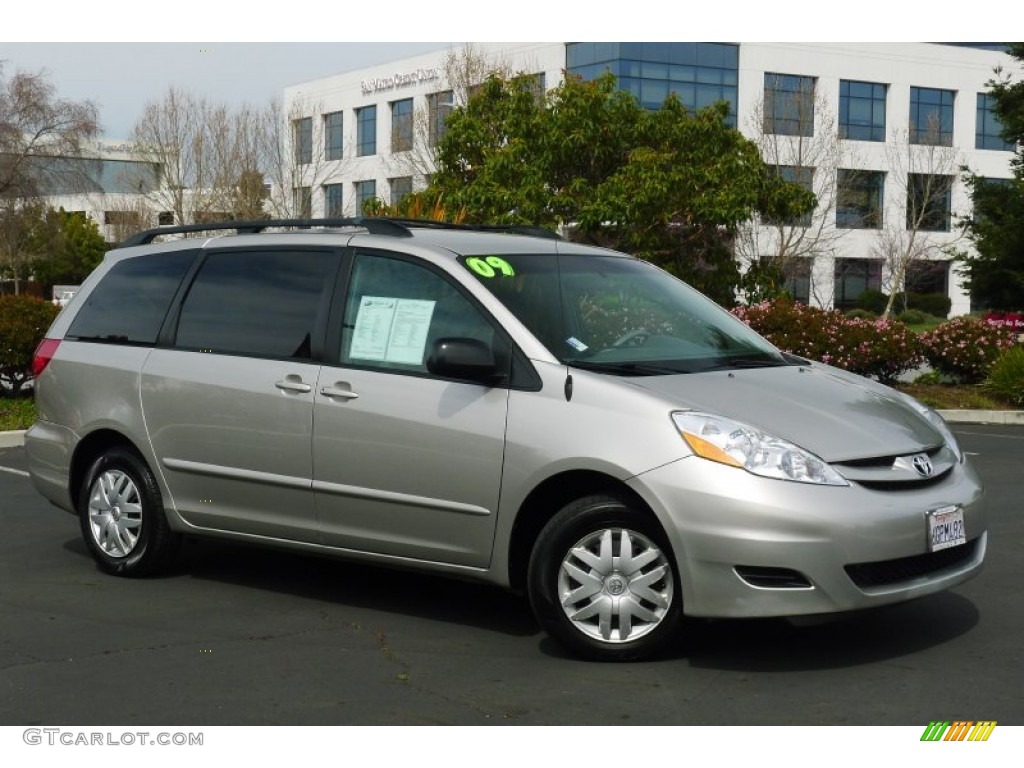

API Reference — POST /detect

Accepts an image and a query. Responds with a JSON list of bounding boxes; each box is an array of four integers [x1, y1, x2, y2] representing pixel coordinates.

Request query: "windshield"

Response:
[[461, 252, 787, 375]]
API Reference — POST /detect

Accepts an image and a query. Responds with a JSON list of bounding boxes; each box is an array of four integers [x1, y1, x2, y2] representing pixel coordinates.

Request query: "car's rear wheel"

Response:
[[78, 447, 180, 576], [527, 494, 682, 661]]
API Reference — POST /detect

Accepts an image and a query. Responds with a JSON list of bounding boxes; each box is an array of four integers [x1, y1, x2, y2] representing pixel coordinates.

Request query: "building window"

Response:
[[293, 117, 312, 165], [837, 170, 884, 229], [390, 99, 414, 153], [324, 183, 344, 217], [293, 186, 312, 218], [834, 258, 883, 311], [763, 73, 815, 137], [768, 165, 814, 227], [354, 180, 377, 214], [781, 258, 812, 304], [389, 176, 413, 205], [103, 210, 142, 227], [427, 90, 454, 146], [905, 260, 950, 296], [910, 87, 954, 146], [840, 80, 887, 142], [324, 112, 343, 161], [907, 174, 953, 232], [976, 93, 1015, 151], [356, 105, 377, 157], [566, 42, 740, 126]]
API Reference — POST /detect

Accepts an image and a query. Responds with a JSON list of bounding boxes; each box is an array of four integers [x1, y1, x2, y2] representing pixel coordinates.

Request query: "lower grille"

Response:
[[844, 539, 979, 589], [735, 566, 813, 589]]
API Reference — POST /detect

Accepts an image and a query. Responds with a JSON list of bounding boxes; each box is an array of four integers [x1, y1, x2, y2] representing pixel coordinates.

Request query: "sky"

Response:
[[0, 42, 454, 139], [3, 2, 1017, 140]]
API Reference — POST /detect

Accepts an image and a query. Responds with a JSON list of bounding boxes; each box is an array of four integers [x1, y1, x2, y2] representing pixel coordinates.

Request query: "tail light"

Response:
[[32, 338, 61, 378]]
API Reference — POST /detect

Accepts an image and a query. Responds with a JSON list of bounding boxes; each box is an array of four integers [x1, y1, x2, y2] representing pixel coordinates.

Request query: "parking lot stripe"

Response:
[[0, 465, 29, 478]]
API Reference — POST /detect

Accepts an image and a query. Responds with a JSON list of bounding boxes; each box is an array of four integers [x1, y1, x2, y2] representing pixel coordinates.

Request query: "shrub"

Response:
[[906, 292, 951, 319], [0, 294, 59, 396], [985, 347, 1024, 407], [733, 298, 924, 384], [899, 308, 929, 325], [845, 308, 877, 320], [919, 316, 1017, 384], [857, 289, 888, 315]]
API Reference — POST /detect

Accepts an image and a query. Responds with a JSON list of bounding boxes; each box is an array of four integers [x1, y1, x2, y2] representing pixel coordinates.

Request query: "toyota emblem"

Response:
[[911, 454, 934, 478]]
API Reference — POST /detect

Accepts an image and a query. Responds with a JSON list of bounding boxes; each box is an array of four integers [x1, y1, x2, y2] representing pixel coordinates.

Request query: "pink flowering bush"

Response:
[[919, 317, 1017, 384], [732, 299, 924, 384]]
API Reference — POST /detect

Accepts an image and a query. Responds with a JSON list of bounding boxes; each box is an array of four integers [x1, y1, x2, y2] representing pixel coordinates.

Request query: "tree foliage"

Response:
[[0, 203, 106, 296], [960, 43, 1024, 311], [426, 72, 812, 306], [0, 293, 58, 395]]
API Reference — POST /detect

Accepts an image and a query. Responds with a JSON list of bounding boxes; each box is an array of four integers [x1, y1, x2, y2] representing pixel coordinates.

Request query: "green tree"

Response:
[[0, 294, 58, 395], [960, 43, 1024, 311], [29, 208, 107, 294], [426, 72, 813, 306]]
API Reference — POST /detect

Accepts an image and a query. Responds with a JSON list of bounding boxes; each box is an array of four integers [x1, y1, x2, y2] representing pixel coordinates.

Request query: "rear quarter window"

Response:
[[66, 251, 196, 344]]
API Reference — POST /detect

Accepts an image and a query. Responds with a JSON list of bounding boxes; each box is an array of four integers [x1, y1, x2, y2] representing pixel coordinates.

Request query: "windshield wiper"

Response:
[[566, 360, 683, 376], [700, 356, 793, 372]]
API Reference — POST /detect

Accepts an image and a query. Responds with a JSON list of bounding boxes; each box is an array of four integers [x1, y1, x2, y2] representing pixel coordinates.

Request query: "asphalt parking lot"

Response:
[[1, 425, 1022, 726]]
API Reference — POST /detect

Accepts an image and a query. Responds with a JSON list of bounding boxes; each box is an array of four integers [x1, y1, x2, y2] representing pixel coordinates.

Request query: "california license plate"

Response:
[[927, 505, 966, 552]]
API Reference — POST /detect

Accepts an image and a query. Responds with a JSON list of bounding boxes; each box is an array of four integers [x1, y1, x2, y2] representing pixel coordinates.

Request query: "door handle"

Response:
[[275, 377, 312, 394], [320, 384, 359, 400]]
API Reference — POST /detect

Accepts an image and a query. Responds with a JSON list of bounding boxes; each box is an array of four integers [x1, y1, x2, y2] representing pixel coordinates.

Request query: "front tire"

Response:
[[78, 447, 180, 576], [527, 494, 682, 661]]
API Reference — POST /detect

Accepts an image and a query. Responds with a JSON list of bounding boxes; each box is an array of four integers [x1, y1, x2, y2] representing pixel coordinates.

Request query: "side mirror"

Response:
[[426, 338, 505, 384]]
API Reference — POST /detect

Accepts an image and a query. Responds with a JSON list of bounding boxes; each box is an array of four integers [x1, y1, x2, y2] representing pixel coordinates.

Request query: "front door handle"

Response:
[[275, 376, 312, 394], [320, 383, 359, 400]]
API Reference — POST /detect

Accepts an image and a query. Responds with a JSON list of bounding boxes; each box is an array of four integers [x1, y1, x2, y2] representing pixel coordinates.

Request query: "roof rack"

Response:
[[118, 217, 412, 247], [119, 216, 563, 248]]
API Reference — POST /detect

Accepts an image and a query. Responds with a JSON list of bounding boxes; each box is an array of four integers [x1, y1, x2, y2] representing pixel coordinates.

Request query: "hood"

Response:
[[629, 364, 942, 463]]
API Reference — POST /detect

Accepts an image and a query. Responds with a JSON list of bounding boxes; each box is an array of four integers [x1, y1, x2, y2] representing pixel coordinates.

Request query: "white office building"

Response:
[[284, 42, 1019, 315]]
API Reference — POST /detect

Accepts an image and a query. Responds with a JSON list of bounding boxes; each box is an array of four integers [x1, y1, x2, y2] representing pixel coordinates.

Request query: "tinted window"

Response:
[[67, 251, 195, 344], [341, 251, 499, 373], [176, 250, 338, 359]]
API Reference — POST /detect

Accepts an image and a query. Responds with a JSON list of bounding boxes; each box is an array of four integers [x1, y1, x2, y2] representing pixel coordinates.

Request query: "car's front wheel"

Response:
[[78, 447, 180, 576], [527, 494, 682, 661]]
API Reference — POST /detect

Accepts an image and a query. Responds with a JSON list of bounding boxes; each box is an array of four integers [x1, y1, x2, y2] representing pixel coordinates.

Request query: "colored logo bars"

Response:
[[920, 721, 997, 741]]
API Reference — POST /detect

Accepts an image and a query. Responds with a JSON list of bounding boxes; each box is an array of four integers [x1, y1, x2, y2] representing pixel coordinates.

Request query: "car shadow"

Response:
[[61, 536, 981, 664], [674, 591, 980, 670], [177, 537, 540, 638]]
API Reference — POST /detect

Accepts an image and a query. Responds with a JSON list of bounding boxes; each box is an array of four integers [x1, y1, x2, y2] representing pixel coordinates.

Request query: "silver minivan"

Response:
[[26, 218, 986, 660]]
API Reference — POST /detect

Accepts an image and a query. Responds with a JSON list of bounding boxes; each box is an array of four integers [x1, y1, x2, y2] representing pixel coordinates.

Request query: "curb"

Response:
[[0, 430, 26, 449], [937, 410, 1024, 426]]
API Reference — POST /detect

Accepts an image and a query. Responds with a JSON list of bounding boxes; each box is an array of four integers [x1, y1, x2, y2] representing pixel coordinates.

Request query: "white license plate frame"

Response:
[[927, 505, 966, 552]]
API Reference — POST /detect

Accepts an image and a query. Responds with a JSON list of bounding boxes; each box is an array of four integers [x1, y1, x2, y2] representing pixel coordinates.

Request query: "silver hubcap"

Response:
[[558, 528, 674, 644], [88, 470, 143, 558]]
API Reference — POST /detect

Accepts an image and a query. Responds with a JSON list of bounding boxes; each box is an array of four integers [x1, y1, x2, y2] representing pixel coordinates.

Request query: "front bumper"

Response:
[[627, 455, 986, 618]]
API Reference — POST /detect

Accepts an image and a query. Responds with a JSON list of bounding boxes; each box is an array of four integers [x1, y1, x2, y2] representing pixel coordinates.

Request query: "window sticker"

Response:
[[566, 337, 589, 352], [465, 256, 516, 278], [350, 296, 436, 365]]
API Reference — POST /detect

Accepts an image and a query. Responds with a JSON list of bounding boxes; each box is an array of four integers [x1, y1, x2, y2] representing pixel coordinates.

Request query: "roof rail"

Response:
[[376, 218, 562, 240], [118, 217, 414, 247], [118, 216, 562, 248]]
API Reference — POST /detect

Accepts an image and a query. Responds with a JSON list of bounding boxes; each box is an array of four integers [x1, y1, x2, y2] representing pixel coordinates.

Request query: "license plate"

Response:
[[927, 505, 966, 552]]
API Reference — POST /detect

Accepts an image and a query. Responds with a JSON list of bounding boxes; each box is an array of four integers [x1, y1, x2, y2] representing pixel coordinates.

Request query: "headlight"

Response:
[[672, 411, 848, 486]]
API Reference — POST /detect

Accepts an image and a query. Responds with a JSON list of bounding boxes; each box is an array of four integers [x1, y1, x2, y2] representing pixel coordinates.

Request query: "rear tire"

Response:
[[527, 494, 682, 661], [78, 447, 180, 576]]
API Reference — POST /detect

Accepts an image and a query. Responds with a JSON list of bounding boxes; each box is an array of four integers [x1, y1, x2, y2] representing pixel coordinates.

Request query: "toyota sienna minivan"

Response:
[[26, 218, 986, 660]]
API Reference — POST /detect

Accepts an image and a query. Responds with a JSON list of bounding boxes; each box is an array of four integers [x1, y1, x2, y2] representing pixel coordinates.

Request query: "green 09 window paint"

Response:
[[466, 256, 516, 277]]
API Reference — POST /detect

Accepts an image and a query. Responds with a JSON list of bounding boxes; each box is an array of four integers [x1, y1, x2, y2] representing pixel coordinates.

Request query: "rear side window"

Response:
[[67, 251, 196, 344], [175, 249, 339, 359]]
